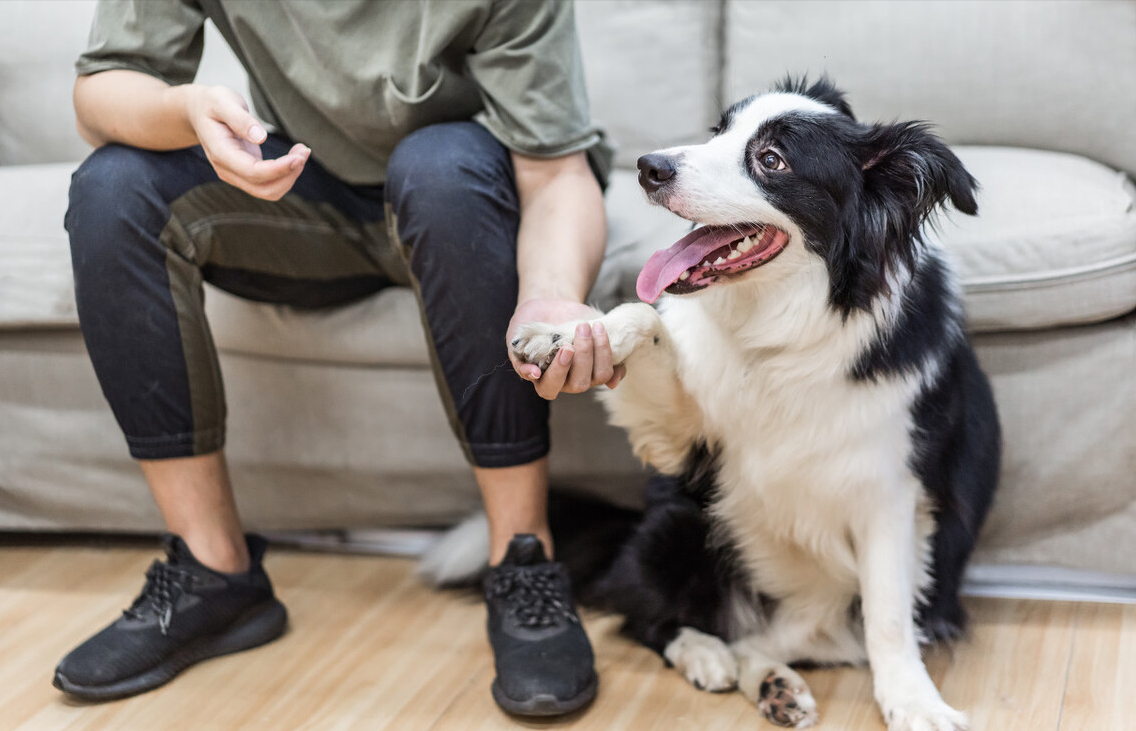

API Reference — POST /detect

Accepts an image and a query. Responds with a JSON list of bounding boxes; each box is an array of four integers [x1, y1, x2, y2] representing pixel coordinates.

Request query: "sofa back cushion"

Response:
[[724, 0, 1136, 178], [574, 0, 722, 169], [0, 1, 94, 164], [0, 0, 248, 166]]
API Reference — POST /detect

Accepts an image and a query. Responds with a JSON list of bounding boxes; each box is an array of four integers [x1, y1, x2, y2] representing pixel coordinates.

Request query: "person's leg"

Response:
[[67, 139, 394, 560], [60, 138, 392, 699], [141, 453, 248, 572], [384, 122, 596, 715], [383, 122, 556, 564], [67, 142, 246, 572], [473, 461, 551, 565]]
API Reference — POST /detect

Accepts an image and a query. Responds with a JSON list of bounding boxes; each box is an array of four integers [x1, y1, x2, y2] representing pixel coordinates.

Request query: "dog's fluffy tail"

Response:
[[416, 511, 490, 588], [416, 490, 645, 594]]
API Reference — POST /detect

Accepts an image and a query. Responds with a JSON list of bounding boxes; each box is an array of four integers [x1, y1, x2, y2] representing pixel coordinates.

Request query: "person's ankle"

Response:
[[489, 529, 553, 566], [178, 530, 251, 573]]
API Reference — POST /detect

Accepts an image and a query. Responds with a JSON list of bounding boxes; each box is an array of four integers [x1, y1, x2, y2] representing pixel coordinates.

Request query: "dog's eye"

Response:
[[759, 151, 786, 171]]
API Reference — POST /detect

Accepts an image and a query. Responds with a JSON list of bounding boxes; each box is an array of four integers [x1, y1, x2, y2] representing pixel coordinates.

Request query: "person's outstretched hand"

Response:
[[184, 85, 310, 200], [507, 298, 625, 400]]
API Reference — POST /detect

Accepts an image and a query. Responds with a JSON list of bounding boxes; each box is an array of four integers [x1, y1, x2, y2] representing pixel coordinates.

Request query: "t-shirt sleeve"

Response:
[[467, 0, 611, 172], [75, 0, 207, 86]]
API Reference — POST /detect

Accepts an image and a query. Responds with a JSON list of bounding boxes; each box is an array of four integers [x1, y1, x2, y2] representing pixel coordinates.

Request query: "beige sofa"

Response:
[[2, 1, 1134, 591]]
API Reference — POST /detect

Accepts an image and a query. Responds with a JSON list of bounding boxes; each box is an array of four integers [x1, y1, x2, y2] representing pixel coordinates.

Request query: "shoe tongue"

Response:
[[160, 534, 208, 571], [502, 534, 549, 567]]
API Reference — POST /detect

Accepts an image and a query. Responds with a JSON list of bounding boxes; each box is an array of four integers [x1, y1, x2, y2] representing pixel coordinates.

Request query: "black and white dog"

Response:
[[505, 79, 1001, 730]]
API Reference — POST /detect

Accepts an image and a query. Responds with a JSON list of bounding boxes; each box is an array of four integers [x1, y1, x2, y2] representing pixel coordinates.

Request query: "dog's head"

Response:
[[635, 77, 978, 314]]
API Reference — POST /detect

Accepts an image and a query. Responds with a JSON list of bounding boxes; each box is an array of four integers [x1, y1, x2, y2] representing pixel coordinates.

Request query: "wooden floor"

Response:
[[0, 540, 1132, 731]]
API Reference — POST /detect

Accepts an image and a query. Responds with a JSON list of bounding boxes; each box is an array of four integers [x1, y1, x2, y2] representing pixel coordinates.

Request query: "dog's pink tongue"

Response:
[[636, 226, 741, 303]]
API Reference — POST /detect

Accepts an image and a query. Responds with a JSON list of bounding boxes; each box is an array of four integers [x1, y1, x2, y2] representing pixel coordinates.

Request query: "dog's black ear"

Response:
[[859, 121, 979, 222], [825, 122, 978, 316]]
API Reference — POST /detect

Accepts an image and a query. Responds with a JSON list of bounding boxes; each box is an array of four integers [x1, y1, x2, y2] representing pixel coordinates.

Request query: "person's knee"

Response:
[[67, 145, 171, 276], [386, 122, 515, 211]]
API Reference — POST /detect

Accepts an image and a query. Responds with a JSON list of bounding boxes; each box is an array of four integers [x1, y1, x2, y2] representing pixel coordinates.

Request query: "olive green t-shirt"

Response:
[[76, 0, 612, 185]]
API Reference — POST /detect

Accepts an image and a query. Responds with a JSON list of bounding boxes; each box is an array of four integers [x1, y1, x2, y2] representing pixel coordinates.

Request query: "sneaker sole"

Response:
[[53, 599, 288, 702], [491, 672, 598, 717]]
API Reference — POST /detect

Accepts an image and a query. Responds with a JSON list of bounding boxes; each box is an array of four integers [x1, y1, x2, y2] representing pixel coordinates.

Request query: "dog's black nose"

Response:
[[637, 153, 677, 193]]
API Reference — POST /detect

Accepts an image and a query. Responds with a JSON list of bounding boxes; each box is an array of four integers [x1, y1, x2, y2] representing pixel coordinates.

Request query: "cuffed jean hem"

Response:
[[125, 427, 225, 461], [466, 435, 550, 469]]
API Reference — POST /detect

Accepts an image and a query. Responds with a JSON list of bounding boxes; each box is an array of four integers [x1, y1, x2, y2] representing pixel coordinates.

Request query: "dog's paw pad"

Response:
[[509, 322, 573, 371], [757, 670, 818, 728]]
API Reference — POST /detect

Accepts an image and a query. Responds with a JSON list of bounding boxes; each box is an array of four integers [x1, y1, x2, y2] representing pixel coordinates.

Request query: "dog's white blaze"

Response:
[[654, 93, 838, 233]]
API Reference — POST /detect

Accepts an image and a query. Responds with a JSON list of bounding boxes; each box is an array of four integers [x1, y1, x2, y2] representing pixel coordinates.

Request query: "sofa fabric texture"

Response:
[[1, 0, 1134, 581]]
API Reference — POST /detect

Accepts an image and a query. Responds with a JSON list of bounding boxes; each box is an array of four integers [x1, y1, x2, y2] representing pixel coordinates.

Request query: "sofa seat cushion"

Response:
[[942, 147, 1136, 333], [0, 163, 77, 327]]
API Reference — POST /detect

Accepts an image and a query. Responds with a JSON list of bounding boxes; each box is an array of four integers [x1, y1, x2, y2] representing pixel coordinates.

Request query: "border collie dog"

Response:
[[509, 79, 1000, 730]]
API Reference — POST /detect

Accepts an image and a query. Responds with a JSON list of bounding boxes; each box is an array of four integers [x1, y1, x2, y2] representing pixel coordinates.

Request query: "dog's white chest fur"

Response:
[[660, 279, 925, 596]]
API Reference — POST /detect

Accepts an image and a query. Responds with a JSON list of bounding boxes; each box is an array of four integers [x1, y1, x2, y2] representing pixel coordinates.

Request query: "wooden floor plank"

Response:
[[930, 597, 1077, 731], [0, 544, 1130, 731], [1058, 603, 1136, 731]]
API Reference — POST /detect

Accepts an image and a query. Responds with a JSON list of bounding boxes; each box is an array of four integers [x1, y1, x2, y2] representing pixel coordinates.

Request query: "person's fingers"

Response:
[[216, 142, 305, 186], [590, 322, 615, 387], [508, 348, 544, 382], [563, 323, 594, 393], [203, 130, 309, 199], [245, 144, 309, 193], [208, 90, 267, 146], [535, 346, 573, 400], [606, 364, 626, 389], [250, 146, 310, 200]]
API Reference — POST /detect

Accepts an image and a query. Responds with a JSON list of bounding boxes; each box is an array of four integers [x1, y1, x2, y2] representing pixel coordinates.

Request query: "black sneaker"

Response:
[[53, 534, 287, 701], [483, 534, 597, 716]]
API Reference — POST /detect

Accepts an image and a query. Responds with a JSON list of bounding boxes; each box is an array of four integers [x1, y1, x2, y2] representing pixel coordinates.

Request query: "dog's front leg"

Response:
[[509, 302, 662, 369], [510, 303, 700, 474], [856, 496, 968, 731], [594, 304, 702, 475]]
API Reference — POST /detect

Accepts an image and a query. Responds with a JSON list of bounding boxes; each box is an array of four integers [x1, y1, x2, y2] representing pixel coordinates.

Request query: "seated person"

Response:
[[54, 0, 616, 717]]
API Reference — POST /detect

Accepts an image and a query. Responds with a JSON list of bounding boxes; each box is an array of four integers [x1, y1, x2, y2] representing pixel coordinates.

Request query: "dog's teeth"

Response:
[[727, 250, 742, 260], [702, 260, 712, 267], [738, 237, 755, 253], [714, 256, 726, 265], [679, 270, 690, 280]]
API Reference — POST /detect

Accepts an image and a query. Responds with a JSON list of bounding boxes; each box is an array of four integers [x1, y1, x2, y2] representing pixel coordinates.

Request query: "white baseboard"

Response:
[[963, 564, 1136, 604], [264, 530, 1136, 604]]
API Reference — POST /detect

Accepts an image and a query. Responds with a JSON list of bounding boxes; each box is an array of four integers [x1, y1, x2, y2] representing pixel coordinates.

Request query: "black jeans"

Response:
[[66, 122, 549, 468]]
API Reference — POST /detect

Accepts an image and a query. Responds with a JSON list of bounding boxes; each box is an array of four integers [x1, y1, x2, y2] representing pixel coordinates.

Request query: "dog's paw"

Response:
[[509, 321, 577, 372], [883, 697, 968, 731], [756, 669, 819, 728], [663, 627, 739, 693]]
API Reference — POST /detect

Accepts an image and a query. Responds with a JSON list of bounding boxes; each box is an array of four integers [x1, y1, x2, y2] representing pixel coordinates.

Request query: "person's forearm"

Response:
[[512, 151, 606, 305], [74, 70, 199, 150]]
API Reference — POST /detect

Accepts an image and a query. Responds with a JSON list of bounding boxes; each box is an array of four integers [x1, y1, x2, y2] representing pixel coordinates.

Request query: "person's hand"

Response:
[[184, 85, 310, 200], [507, 298, 626, 400]]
